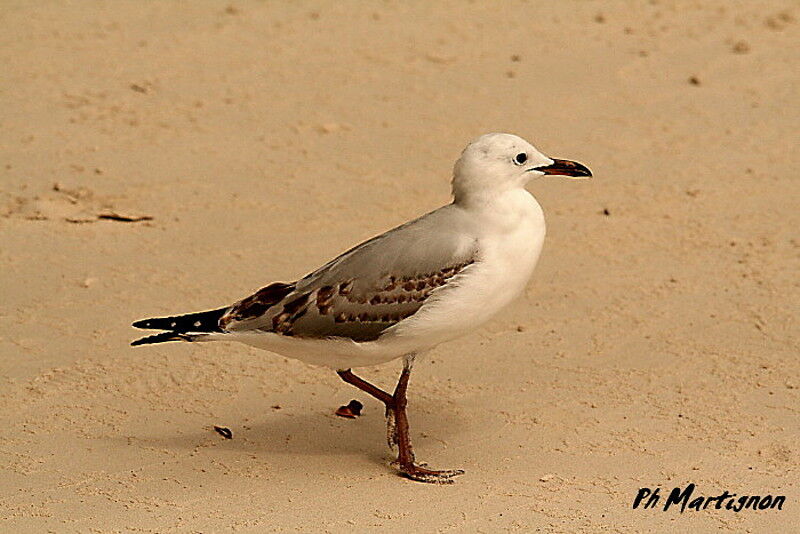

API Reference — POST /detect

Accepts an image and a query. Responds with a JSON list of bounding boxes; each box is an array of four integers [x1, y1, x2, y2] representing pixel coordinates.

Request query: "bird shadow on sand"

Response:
[[114, 401, 468, 471]]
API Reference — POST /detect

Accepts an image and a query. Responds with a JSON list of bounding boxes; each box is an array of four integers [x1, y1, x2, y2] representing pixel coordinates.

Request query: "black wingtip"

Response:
[[132, 318, 154, 329], [131, 331, 181, 346], [132, 307, 228, 332]]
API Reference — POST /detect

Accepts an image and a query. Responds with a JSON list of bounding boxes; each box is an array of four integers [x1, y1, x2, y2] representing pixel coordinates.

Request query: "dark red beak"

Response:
[[534, 158, 592, 179]]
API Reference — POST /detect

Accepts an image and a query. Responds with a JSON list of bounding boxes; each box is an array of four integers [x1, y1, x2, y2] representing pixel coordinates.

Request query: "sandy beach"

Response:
[[1, 1, 798, 531]]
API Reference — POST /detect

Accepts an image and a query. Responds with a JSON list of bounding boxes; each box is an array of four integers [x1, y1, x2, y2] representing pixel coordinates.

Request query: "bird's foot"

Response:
[[394, 462, 465, 484]]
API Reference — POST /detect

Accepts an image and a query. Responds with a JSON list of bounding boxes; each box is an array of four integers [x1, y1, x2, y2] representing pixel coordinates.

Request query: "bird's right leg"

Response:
[[336, 369, 399, 450], [336, 369, 394, 406], [337, 365, 464, 483]]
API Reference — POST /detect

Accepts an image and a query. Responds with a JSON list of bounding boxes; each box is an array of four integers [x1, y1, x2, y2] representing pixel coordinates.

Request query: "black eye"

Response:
[[514, 153, 528, 165]]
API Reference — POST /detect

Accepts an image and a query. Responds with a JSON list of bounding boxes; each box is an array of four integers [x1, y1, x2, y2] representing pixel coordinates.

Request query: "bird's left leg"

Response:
[[337, 359, 464, 483], [389, 355, 465, 484]]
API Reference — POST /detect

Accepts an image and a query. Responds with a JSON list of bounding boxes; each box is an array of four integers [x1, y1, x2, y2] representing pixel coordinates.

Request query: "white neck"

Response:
[[454, 187, 544, 234]]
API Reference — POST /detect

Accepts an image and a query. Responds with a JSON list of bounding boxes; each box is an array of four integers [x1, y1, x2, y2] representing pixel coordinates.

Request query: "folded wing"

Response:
[[221, 205, 478, 342]]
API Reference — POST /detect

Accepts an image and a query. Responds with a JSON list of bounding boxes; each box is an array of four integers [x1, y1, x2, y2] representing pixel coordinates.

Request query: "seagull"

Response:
[[131, 133, 591, 483]]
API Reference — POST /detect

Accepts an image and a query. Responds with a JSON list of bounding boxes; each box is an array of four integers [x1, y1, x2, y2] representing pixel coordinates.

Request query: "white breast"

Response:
[[384, 189, 546, 348]]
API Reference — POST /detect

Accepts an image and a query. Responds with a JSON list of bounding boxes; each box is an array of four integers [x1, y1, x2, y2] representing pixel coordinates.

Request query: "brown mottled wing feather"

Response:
[[280, 259, 474, 341], [220, 282, 295, 330], [221, 204, 479, 341]]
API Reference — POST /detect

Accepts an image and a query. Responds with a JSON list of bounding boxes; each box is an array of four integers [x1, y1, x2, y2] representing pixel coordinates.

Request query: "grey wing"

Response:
[[220, 205, 478, 341]]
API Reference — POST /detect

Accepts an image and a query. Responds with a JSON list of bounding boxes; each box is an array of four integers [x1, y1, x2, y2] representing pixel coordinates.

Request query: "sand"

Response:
[[1, 1, 798, 532]]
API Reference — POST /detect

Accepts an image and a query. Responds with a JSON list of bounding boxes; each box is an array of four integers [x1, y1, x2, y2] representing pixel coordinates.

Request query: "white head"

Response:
[[452, 133, 591, 204]]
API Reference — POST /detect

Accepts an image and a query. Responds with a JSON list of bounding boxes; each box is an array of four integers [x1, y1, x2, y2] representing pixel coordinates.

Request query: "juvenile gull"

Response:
[[131, 133, 591, 483]]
